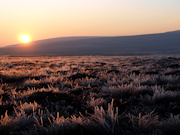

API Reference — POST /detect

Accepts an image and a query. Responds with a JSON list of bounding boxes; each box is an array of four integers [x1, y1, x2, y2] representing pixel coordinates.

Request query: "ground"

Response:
[[0, 56, 180, 135]]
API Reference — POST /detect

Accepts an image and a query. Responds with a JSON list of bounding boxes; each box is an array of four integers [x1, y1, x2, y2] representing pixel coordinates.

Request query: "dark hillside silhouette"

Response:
[[0, 30, 180, 55]]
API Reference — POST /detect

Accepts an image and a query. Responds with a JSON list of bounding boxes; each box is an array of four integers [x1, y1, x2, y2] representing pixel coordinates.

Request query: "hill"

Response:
[[0, 31, 180, 56]]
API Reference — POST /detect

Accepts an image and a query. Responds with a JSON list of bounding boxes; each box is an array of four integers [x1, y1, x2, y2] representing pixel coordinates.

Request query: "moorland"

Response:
[[0, 56, 180, 135]]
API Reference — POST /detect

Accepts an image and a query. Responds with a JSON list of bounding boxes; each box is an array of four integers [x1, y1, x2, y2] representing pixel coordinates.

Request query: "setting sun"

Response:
[[21, 35, 30, 43]]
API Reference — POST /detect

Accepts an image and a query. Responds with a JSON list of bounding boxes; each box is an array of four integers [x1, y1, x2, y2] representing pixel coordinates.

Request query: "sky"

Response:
[[0, 0, 180, 47]]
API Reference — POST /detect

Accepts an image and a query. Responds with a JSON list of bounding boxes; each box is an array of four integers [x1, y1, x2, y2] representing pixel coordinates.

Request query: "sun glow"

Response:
[[21, 35, 30, 43]]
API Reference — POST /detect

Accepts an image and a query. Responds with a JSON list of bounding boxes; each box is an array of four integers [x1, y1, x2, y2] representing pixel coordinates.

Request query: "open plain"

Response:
[[0, 56, 180, 135]]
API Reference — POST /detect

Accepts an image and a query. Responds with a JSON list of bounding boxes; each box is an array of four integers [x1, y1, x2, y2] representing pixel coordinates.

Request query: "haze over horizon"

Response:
[[1, 30, 180, 48], [0, 0, 180, 47], [1, 30, 180, 56]]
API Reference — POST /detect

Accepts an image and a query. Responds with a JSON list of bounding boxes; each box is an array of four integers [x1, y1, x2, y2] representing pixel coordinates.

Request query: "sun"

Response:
[[21, 35, 30, 43]]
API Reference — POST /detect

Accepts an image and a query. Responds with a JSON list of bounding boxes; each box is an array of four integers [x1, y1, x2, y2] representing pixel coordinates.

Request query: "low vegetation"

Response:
[[0, 56, 180, 135]]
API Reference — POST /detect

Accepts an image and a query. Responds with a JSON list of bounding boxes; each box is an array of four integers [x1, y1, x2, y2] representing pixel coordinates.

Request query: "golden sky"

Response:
[[0, 0, 180, 47]]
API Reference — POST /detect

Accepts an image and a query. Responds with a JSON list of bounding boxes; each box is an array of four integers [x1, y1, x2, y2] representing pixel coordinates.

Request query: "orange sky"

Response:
[[0, 0, 180, 47]]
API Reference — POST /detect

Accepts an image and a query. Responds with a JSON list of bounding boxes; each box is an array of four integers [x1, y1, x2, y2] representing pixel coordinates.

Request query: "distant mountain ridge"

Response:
[[0, 30, 180, 56]]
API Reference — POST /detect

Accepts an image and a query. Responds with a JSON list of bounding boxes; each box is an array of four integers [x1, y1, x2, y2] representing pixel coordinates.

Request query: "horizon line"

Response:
[[1, 29, 180, 48]]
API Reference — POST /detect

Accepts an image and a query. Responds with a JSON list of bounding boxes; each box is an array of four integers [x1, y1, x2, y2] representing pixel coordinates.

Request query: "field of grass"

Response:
[[0, 56, 180, 135]]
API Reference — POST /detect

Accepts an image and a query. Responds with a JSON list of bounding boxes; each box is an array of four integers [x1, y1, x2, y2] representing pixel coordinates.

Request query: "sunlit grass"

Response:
[[0, 56, 180, 135]]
